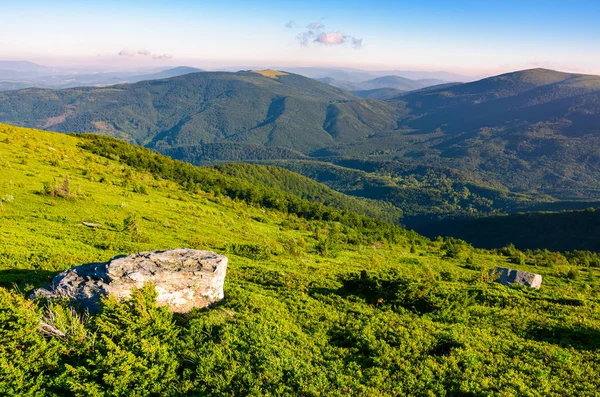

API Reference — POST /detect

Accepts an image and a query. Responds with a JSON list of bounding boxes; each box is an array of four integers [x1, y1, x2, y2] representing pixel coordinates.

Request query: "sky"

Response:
[[1, 0, 600, 76]]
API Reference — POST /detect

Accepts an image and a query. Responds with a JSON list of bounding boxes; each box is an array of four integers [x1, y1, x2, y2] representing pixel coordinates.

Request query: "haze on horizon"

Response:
[[1, 0, 600, 77]]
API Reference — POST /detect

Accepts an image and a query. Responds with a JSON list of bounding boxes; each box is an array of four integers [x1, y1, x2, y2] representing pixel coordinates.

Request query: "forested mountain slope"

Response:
[[322, 69, 600, 198], [3, 68, 600, 202], [0, 70, 399, 153], [416, 208, 600, 252]]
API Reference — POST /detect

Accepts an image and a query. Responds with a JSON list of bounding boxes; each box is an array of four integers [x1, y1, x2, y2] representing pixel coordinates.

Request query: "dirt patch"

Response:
[[252, 69, 289, 79], [91, 121, 113, 132], [43, 109, 74, 128]]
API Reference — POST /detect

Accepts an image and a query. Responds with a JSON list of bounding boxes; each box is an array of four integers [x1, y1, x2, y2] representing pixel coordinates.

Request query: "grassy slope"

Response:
[[0, 124, 599, 396]]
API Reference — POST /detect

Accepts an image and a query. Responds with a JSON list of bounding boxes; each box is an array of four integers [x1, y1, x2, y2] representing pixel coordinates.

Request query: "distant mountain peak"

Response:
[[251, 69, 289, 79], [491, 68, 577, 85]]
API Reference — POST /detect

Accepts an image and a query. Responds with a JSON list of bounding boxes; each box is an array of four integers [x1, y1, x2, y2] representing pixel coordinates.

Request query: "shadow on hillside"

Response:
[[0, 269, 58, 291], [525, 325, 600, 351]]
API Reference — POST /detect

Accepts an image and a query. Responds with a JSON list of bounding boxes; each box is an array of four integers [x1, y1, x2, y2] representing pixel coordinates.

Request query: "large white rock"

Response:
[[32, 249, 228, 313], [489, 267, 542, 289]]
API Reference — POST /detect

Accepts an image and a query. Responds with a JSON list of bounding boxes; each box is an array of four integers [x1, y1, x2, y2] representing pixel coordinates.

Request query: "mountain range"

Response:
[[269, 66, 478, 83], [317, 75, 449, 93], [1, 67, 600, 225], [0, 70, 399, 152], [0, 62, 203, 90]]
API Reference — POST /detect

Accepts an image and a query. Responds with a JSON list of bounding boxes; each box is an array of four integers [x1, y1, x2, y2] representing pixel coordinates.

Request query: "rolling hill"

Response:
[[318, 74, 449, 92], [2, 67, 600, 207], [0, 69, 400, 153], [1, 123, 599, 395], [351, 87, 405, 100], [280, 66, 475, 82]]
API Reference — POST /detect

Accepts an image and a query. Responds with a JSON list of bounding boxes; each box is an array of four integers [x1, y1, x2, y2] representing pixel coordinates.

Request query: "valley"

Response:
[[3, 67, 600, 249]]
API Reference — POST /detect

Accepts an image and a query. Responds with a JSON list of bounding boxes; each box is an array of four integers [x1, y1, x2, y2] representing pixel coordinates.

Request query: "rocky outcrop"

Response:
[[32, 249, 228, 313], [489, 267, 542, 289]]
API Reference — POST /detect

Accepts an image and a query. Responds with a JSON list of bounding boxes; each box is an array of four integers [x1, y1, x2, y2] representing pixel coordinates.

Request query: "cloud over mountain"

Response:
[[118, 49, 173, 60], [293, 21, 363, 49]]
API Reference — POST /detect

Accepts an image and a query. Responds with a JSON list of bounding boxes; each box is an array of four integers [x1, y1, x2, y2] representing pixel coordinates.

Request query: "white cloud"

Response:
[[351, 37, 363, 49], [152, 53, 173, 60], [118, 49, 136, 57], [118, 49, 173, 60], [307, 22, 324, 30], [285, 20, 296, 29], [297, 31, 316, 46]]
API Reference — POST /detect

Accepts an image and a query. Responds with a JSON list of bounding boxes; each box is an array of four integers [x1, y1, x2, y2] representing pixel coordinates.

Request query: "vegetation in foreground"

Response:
[[1, 123, 599, 396]]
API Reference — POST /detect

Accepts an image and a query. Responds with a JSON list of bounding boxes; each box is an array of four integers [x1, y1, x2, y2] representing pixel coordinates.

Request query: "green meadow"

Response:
[[0, 123, 599, 396]]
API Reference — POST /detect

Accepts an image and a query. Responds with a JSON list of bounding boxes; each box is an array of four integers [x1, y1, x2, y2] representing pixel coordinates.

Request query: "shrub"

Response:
[[0, 289, 64, 395], [42, 174, 72, 198], [278, 236, 306, 256], [123, 214, 148, 243], [440, 271, 456, 282], [225, 243, 271, 260], [133, 183, 149, 195], [1, 194, 14, 203], [58, 286, 181, 396]]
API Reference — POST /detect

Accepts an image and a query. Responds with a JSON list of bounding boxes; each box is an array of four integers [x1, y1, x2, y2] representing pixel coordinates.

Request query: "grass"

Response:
[[252, 69, 289, 79], [0, 123, 599, 396]]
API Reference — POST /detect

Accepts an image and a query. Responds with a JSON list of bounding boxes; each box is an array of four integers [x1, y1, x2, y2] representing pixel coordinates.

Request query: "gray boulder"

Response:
[[489, 267, 542, 289], [32, 249, 228, 313]]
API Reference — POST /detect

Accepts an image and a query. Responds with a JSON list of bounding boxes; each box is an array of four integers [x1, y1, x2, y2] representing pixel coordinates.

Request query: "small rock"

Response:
[[32, 249, 228, 313], [82, 222, 103, 228], [489, 267, 542, 289]]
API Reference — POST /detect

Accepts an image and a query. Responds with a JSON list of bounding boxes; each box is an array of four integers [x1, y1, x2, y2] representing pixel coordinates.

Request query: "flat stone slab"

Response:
[[82, 222, 102, 228], [489, 267, 542, 289], [32, 249, 228, 313]]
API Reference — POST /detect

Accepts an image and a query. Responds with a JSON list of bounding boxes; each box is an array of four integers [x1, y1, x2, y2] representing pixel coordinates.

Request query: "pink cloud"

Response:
[[293, 21, 363, 49], [315, 32, 346, 45]]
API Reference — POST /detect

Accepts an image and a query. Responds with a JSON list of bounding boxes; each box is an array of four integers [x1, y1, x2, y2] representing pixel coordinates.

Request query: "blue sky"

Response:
[[1, 0, 599, 75]]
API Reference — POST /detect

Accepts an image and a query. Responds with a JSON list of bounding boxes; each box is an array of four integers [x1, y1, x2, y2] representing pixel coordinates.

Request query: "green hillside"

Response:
[[210, 163, 403, 223], [3, 68, 600, 203], [255, 159, 545, 217], [160, 150, 555, 229], [4, 68, 600, 248], [160, 142, 308, 162], [1, 123, 600, 396], [351, 87, 405, 100]]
